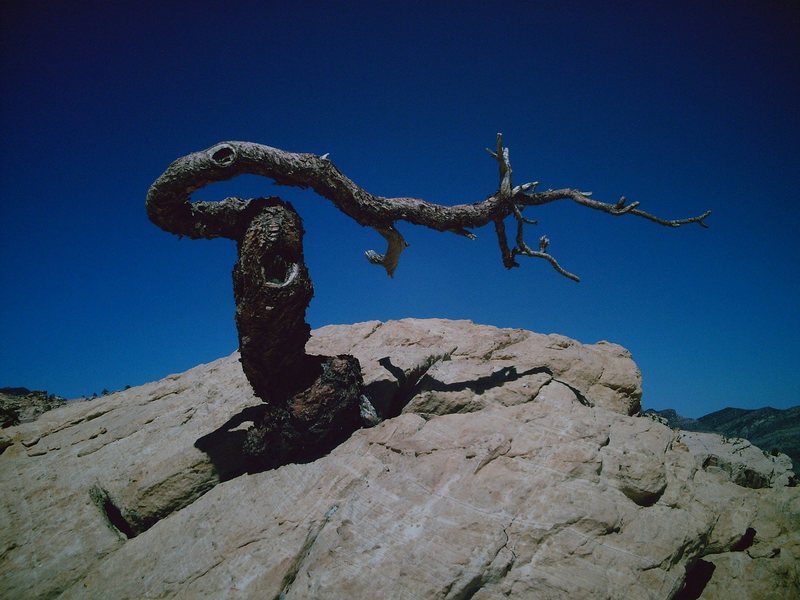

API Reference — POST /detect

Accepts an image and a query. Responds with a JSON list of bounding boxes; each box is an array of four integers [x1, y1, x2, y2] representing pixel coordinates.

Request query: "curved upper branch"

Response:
[[146, 136, 710, 279]]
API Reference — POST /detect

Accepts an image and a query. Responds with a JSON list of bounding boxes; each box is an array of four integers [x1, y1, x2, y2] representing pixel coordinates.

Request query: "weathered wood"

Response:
[[147, 135, 709, 279]]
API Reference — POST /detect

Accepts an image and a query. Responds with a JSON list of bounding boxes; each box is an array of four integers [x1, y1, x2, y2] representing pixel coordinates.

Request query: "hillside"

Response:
[[646, 406, 800, 472], [0, 387, 65, 429]]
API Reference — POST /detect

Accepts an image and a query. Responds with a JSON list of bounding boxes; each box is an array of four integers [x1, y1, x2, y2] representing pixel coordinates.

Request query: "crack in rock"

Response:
[[276, 504, 339, 599]]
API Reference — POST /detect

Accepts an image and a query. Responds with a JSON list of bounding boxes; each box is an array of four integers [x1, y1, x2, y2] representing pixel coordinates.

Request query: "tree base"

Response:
[[242, 354, 364, 469]]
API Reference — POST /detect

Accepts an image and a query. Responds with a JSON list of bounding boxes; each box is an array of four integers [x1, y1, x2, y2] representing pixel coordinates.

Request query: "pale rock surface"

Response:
[[0, 319, 796, 599], [678, 430, 795, 488], [308, 318, 643, 418]]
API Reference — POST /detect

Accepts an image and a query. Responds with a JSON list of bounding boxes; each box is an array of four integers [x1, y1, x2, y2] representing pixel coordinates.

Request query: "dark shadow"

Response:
[[89, 484, 137, 539], [363, 378, 400, 418], [730, 527, 757, 552], [378, 356, 406, 387], [194, 354, 363, 479], [377, 356, 427, 419], [674, 559, 716, 600], [551, 379, 594, 407], [377, 356, 555, 419], [620, 482, 666, 508], [194, 404, 270, 481], [423, 365, 553, 395]]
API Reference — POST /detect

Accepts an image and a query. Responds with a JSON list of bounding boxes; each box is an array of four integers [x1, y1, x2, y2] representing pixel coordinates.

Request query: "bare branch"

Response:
[[512, 181, 539, 195], [146, 137, 710, 280], [450, 227, 478, 240], [513, 206, 538, 226], [519, 250, 581, 282], [512, 239, 581, 283], [521, 189, 711, 228], [493, 218, 519, 269], [503, 203, 577, 281], [489, 133, 513, 200]]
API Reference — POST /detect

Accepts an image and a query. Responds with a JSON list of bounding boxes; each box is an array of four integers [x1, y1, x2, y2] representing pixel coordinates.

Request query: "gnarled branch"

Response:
[[146, 135, 710, 281]]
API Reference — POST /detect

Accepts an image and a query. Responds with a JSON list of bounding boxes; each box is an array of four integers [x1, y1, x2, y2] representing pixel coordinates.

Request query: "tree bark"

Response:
[[230, 198, 314, 401]]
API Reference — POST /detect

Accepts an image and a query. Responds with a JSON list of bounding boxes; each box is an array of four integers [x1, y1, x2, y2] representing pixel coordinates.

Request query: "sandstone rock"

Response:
[[0, 319, 796, 599], [308, 318, 643, 417], [678, 431, 796, 489], [646, 406, 800, 473], [0, 357, 262, 598]]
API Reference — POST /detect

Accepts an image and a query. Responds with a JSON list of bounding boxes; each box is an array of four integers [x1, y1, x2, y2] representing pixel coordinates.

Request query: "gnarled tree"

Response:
[[147, 134, 709, 467]]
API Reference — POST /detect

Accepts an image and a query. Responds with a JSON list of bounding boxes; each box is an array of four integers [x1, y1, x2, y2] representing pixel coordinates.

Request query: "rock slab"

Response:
[[0, 319, 797, 599]]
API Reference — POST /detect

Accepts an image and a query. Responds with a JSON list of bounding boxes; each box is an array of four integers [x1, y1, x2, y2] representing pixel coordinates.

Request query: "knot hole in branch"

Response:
[[209, 144, 236, 166]]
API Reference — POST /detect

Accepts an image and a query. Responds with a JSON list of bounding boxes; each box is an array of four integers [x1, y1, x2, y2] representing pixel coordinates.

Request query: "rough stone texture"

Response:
[[646, 406, 800, 473], [1, 319, 797, 599], [678, 431, 796, 489], [308, 318, 643, 418], [0, 358, 263, 599], [0, 387, 66, 428]]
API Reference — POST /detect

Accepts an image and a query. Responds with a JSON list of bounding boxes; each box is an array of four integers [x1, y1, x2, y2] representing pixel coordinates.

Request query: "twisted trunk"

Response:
[[231, 199, 315, 400], [147, 190, 361, 469]]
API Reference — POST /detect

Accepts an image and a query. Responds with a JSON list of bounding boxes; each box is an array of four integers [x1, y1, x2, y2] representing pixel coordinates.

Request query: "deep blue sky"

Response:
[[1, 1, 798, 417]]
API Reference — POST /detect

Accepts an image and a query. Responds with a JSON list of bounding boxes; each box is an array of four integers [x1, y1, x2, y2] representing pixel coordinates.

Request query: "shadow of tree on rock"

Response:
[[194, 405, 270, 481], [195, 355, 364, 480], [377, 355, 556, 419]]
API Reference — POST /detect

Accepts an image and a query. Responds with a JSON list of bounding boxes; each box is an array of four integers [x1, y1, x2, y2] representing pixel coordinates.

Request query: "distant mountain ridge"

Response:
[[645, 405, 800, 472]]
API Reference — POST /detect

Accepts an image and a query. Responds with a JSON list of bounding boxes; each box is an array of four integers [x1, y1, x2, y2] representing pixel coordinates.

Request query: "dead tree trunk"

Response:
[[146, 197, 362, 467], [146, 134, 709, 466]]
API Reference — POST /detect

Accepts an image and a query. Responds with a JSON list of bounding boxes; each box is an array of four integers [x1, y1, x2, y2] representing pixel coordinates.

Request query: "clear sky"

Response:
[[1, 1, 798, 417]]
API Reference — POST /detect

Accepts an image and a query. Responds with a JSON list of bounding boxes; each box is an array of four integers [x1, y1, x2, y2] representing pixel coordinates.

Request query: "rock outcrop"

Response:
[[646, 406, 800, 473], [0, 387, 66, 428], [0, 319, 797, 599]]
